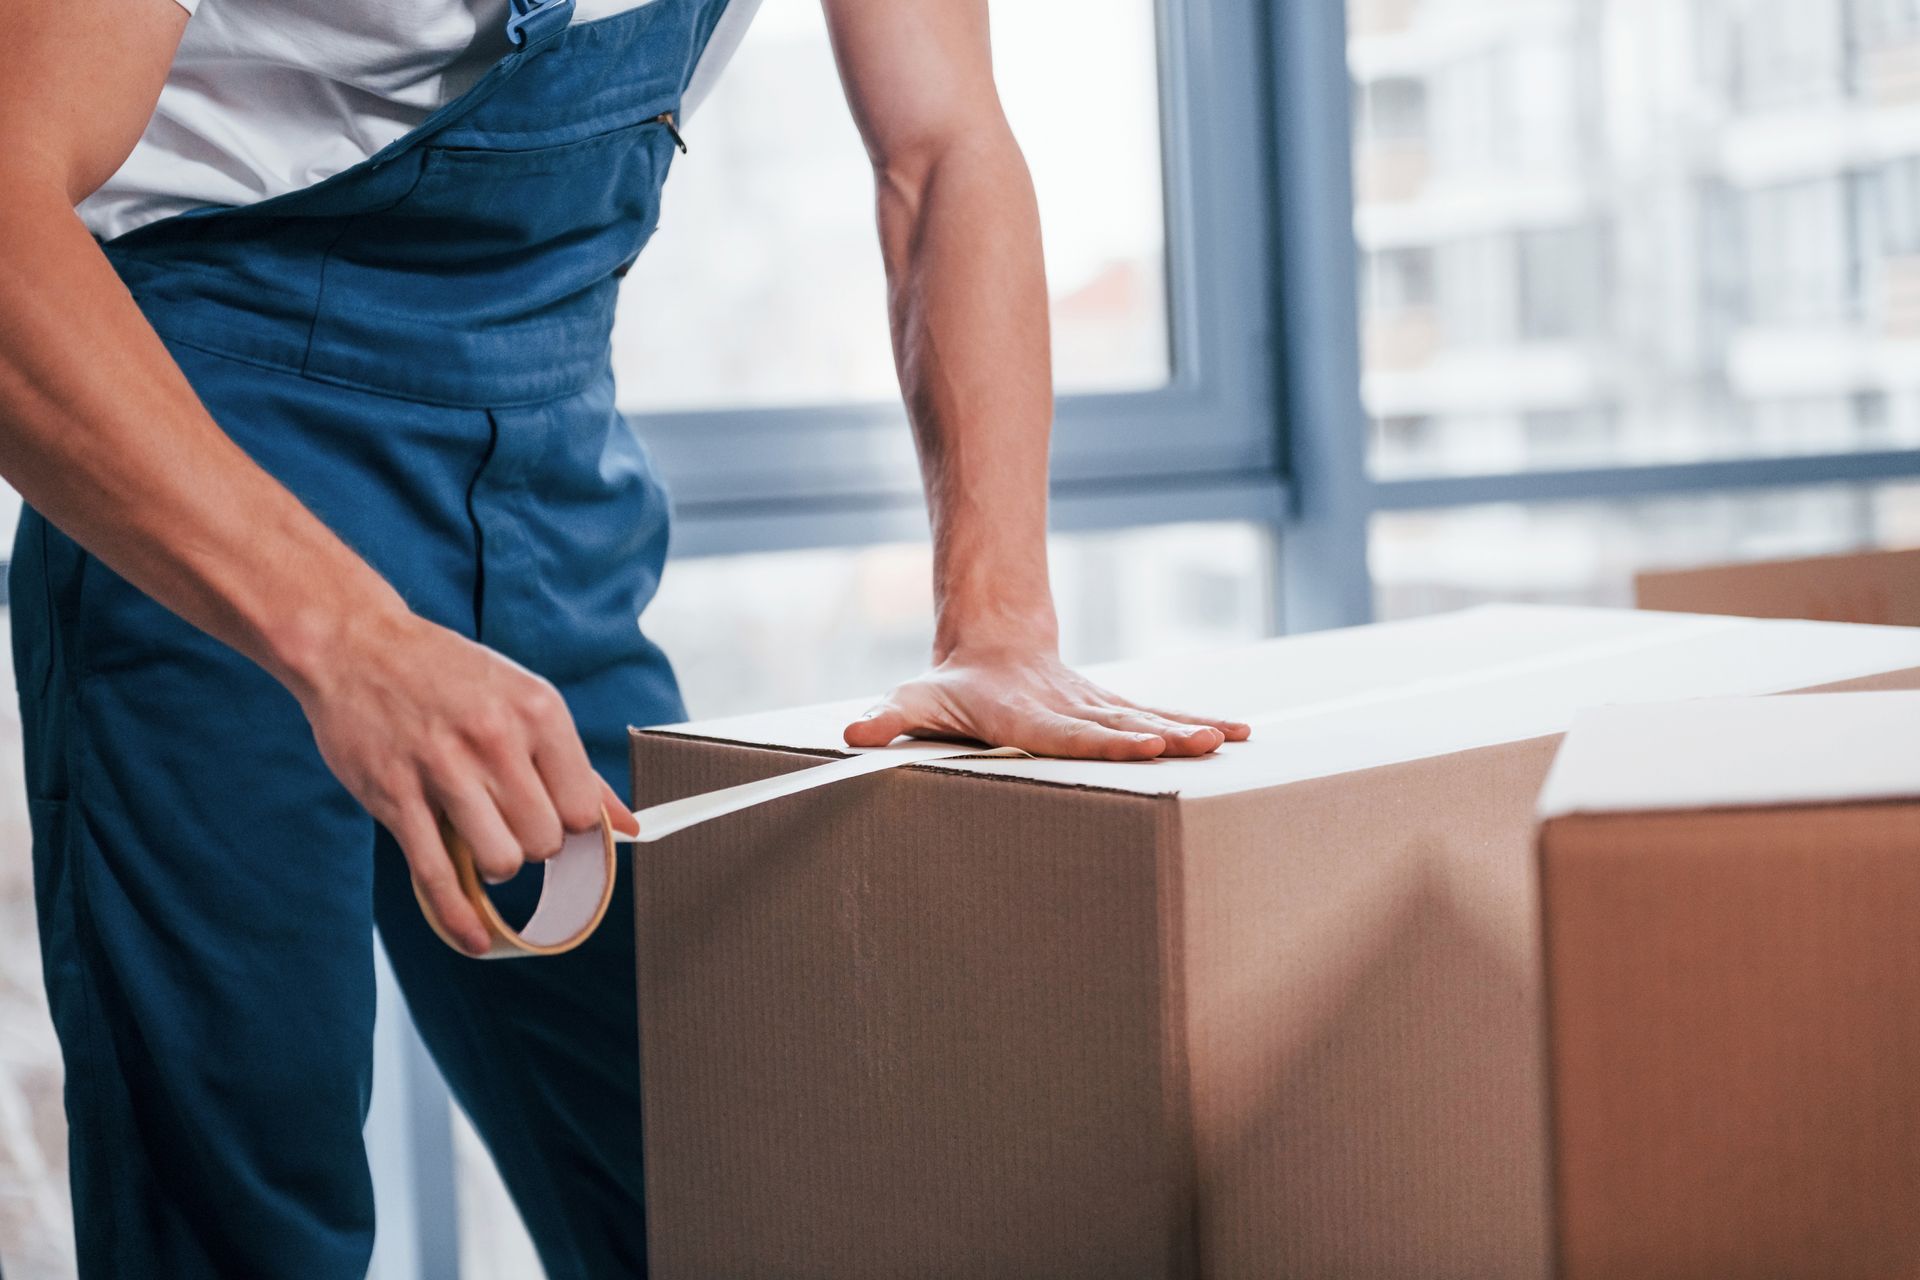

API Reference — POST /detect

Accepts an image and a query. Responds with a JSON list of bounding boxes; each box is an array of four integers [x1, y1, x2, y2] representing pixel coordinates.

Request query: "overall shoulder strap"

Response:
[[507, 0, 577, 50]]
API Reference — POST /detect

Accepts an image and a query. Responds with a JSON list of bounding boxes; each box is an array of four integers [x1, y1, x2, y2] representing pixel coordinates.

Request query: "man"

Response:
[[1, 0, 1248, 1274]]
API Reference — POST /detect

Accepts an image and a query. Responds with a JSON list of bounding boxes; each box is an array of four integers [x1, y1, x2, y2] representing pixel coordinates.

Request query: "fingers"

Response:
[[521, 679, 633, 835], [450, 678, 606, 879], [839, 680, 1249, 761], [1074, 705, 1226, 756], [486, 749, 566, 863], [843, 699, 911, 748], [527, 688, 614, 837], [1133, 704, 1252, 742], [390, 797, 491, 958], [1004, 707, 1169, 761], [1089, 686, 1251, 742], [439, 783, 524, 886], [601, 776, 638, 838]]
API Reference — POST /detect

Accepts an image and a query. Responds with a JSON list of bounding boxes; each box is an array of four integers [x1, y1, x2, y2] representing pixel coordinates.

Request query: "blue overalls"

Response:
[[9, 0, 730, 1274]]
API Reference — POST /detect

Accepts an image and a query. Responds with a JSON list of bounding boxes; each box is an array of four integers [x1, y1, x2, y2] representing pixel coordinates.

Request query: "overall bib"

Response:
[[9, 0, 731, 1274]]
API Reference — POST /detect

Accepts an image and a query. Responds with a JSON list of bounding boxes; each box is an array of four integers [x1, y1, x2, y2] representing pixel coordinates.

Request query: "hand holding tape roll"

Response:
[[412, 742, 1028, 958]]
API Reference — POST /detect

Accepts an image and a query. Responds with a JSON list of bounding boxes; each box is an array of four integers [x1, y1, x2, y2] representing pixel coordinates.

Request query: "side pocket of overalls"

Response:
[[9, 507, 80, 805], [10, 507, 87, 984]]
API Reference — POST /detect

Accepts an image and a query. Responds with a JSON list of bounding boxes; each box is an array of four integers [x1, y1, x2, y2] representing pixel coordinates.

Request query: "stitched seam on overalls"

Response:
[[467, 411, 504, 638], [28, 514, 60, 712], [154, 331, 595, 411], [429, 100, 683, 150], [53, 549, 129, 1264], [300, 154, 441, 378]]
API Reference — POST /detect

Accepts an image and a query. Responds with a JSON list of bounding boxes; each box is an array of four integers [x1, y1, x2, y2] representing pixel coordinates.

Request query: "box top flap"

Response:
[[1538, 691, 1920, 818], [643, 605, 1920, 801]]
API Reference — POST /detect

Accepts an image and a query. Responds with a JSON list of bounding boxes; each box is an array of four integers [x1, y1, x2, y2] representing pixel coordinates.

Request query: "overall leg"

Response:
[[11, 510, 381, 1280], [375, 377, 682, 1279], [9, 335, 512, 1278]]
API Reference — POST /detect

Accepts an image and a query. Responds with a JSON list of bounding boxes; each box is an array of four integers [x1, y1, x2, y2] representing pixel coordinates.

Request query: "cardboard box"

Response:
[[1635, 546, 1920, 625], [1537, 693, 1920, 1279], [628, 605, 1920, 1279]]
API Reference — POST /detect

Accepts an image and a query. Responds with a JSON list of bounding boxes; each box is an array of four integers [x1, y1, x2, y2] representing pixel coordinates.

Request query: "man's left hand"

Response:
[[844, 647, 1251, 760]]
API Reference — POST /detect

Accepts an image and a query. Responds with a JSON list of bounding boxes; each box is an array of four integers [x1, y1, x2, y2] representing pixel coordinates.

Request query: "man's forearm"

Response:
[[0, 187, 410, 695], [874, 124, 1058, 660]]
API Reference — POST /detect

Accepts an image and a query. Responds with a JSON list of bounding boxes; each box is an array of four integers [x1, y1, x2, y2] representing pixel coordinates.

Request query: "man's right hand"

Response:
[[290, 609, 637, 957], [2, 0, 635, 960]]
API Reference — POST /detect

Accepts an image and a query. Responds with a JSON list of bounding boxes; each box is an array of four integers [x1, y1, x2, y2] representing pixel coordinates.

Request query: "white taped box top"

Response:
[[625, 604, 1920, 1280]]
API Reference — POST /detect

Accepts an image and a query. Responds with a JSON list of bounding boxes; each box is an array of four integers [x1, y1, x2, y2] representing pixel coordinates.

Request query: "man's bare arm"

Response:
[[0, 0, 632, 955], [822, 0, 1248, 757]]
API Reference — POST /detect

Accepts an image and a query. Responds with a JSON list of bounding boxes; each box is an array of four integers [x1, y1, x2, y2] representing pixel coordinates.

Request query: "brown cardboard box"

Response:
[[1537, 694, 1920, 1279], [628, 605, 1920, 1279], [1635, 546, 1920, 625]]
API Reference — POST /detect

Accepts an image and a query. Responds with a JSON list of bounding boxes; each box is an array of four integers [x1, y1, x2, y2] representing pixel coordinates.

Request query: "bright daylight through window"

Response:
[[1354, 0, 1920, 614], [611, 0, 1171, 410]]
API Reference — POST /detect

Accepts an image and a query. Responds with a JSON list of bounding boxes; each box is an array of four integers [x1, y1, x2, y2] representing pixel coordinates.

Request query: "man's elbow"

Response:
[[870, 115, 1023, 212]]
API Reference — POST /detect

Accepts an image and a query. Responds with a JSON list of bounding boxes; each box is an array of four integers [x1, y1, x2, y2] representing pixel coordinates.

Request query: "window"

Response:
[[1743, 178, 1856, 327], [1373, 480, 1920, 618], [648, 523, 1276, 720], [1350, 0, 1920, 479], [610, 0, 1170, 411]]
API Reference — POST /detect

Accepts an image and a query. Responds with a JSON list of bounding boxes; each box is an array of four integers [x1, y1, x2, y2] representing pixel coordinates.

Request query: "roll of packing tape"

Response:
[[413, 742, 1030, 958], [412, 811, 617, 960]]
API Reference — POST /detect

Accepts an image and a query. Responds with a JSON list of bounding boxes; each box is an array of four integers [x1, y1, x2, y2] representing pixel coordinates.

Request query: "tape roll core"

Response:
[[412, 811, 617, 959]]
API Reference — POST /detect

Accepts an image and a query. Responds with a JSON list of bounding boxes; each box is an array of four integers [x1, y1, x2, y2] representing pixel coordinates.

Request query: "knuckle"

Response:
[[560, 797, 602, 833], [530, 817, 567, 858], [411, 855, 457, 892], [418, 733, 465, 780], [371, 765, 419, 812], [520, 683, 564, 723], [475, 845, 523, 881], [465, 703, 510, 745]]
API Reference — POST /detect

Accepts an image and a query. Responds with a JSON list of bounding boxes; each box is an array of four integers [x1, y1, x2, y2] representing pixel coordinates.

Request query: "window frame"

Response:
[[646, 0, 1289, 539]]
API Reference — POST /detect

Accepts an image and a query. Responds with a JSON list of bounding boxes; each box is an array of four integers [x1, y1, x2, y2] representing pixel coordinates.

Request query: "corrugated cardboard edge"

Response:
[[1635, 546, 1920, 624], [1178, 736, 1563, 1279], [1536, 801, 1920, 1278], [1153, 797, 1204, 1278], [628, 727, 1207, 1276]]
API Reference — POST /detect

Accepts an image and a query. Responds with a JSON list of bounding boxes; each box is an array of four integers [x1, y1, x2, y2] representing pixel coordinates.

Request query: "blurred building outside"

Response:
[[1353, 0, 1920, 612]]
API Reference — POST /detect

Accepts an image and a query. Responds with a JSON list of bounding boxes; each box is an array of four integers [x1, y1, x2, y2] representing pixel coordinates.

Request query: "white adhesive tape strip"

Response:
[[415, 742, 1026, 958], [618, 742, 1031, 844], [419, 614, 1746, 958]]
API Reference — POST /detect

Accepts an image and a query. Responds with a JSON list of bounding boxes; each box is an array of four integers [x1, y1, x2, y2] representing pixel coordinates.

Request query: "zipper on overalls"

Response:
[[655, 112, 688, 154]]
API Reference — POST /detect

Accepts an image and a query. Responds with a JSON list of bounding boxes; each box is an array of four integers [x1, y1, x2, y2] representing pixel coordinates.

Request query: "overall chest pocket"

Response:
[[302, 118, 679, 405], [338, 119, 677, 278]]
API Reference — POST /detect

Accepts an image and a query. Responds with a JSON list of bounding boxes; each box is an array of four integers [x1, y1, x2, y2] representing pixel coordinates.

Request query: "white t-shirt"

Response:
[[81, 0, 760, 241]]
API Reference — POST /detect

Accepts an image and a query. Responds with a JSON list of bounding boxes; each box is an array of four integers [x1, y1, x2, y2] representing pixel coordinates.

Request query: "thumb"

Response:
[[843, 699, 911, 748]]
